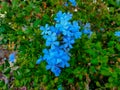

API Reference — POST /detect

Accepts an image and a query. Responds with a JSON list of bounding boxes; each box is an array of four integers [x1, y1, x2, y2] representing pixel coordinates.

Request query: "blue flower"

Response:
[[82, 23, 93, 38], [69, 0, 77, 6], [83, 29, 91, 34], [40, 24, 50, 35], [74, 31, 82, 39], [46, 65, 61, 76], [54, 11, 72, 23], [83, 23, 91, 34], [63, 36, 75, 49], [63, 12, 73, 21], [84, 23, 90, 28], [51, 66, 61, 76], [50, 26, 60, 35], [45, 33, 59, 48], [42, 49, 49, 60], [54, 11, 63, 22], [9, 53, 15, 63], [115, 31, 120, 37], [64, 2, 68, 7], [71, 21, 82, 39], [72, 21, 80, 31]]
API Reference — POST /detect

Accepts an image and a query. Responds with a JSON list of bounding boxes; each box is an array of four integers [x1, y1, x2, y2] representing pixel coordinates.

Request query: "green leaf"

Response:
[[0, 80, 5, 87], [100, 67, 111, 76], [68, 78, 74, 84], [96, 81, 101, 87], [108, 77, 113, 83], [12, 0, 19, 9], [108, 41, 115, 47], [3, 67, 11, 74], [33, 19, 41, 28], [91, 59, 98, 65], [90, 66, 96, 73], [14, 70, 23, 80], [14, 80, 21, 87], [116, 43, 120, 51], [79, 75, 83, 80]]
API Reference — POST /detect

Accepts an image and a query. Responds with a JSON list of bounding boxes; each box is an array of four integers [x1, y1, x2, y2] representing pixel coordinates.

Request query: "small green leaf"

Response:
[[96, 81, 101, 87], [33, 19, 41, 28], [3, 67, 11, 74], [91, 59, 98, 65]]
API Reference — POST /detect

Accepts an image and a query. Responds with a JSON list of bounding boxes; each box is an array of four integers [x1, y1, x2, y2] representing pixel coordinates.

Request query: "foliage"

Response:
[[0, 0, 120, 90]]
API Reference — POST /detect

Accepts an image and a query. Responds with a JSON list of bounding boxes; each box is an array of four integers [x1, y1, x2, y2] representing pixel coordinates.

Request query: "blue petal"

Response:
[[56, 59, 62, 64], [69, 0, 77, 6], [36, 56, 43, 64], [51, 66, 61, 76], [46, 65, 51, 70], [64, 2, 68, 7], [46, 41, 51, 46], [9, 53, 15, 63], [58, 85, 62, 90]]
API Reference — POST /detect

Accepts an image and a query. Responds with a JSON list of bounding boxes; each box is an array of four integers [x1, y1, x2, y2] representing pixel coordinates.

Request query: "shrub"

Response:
[[0, 0, 120, 89]]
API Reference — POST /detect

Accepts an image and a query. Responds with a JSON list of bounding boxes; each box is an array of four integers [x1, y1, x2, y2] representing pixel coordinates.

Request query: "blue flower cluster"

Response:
[[64, 0, 77, 7], [36, 11, 82, 76], [115, 31, 120, 37]]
